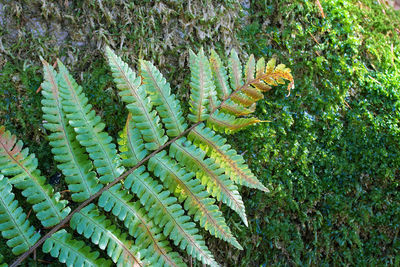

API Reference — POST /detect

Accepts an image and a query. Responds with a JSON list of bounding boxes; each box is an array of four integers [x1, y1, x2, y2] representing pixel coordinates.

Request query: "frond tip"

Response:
[[188, 48, 216, 123]]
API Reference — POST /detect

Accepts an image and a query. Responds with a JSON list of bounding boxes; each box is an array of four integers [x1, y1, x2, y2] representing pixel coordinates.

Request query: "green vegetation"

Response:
[[233, 0, 400, 265], [0, 0, 400, 266]]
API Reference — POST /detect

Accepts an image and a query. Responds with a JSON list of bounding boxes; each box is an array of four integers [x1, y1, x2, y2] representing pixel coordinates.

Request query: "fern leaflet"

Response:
[[189, 124, 268, 192], [43, 229, 112, 266], [0, 175, 40, 255], [98, 184, 186, 267], [41, 59, 102, 201], [170, 138, 248, 226], [71, 204, 144, 267], [105, 47, 168, 150], [140, 60, 187, 137], [188, 48, 215, 122], [0, 126, 70, 227]]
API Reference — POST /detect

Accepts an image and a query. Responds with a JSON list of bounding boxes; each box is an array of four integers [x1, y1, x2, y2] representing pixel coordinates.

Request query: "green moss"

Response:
[[229, 0, 400, 265]]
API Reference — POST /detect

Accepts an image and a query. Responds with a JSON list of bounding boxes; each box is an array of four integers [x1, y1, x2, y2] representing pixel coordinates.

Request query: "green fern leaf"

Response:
[[2, 48, 293, 266], [41, 59, 102, 202], [0, 175, 40, 255], [140, 60, 187, 137], [228, 49, 243, 91], [56, 60, 124, 184], [228, 49, 254, 107], [118, 113, 148, 167], [207, 110, 262, 134], [98, 184, 186, 267], [119, 113, 194, 265], [189, 124, 268, 192], [125, 166, 218, 266], [209, 49, 231, 99], [188, 48, 215, 123], [71, 204, 144, 267], [43, 229, 112, 267], [149, 152, 243, 250], [0, 126, 70, 227], [170, 138, 248, 226], [105, 47, 168, 150]]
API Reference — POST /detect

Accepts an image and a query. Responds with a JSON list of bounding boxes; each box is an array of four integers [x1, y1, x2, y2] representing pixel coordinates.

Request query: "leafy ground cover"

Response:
[[233, 0, 400, 265], [0, 0, 400, 265]]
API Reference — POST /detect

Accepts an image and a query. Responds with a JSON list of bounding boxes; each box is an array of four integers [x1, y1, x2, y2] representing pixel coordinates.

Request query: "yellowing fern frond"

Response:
[[170, 138, 248, 226], [189, 124, 268, 192]]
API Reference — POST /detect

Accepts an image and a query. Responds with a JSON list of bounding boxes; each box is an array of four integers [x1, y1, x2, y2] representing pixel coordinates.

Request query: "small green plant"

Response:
[[0, 47, 292, 266]]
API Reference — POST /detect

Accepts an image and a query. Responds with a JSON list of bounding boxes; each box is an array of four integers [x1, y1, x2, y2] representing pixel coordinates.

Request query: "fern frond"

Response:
[[188, 48, 216, 123], [253, 58, 293, 92], [228, 49, 243, 91], [170, 138, 247, 226], [207, 110, 262, 134], [105, 47, 168, 150], [43, 229, 112, 266], [0, 175, 40, 255], [41, 59, 102, 202], [209, 49, 231, 99], [244, 54, 255, 83], [56, 60, 124, 184], [0, 126, 70, 227], [149, 152, 243, 250], [140, 60, 187, 137], [71, 204, 144, 267], [241, 55, 264, 101], [228, 49, 254, 107], [230, 92, 255, 107], [98, 184, 186, 267], [189, 124, 268, 192], [118, 114, 148, 167], [220, 100, 255, 116], [125, 166, 219, 266]]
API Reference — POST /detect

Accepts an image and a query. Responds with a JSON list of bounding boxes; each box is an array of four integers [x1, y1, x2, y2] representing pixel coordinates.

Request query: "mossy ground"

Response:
[[1, 0, 400, 265]]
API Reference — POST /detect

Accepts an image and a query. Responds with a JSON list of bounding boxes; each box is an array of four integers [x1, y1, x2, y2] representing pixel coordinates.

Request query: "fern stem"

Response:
[[11, 72, 282, 267]]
